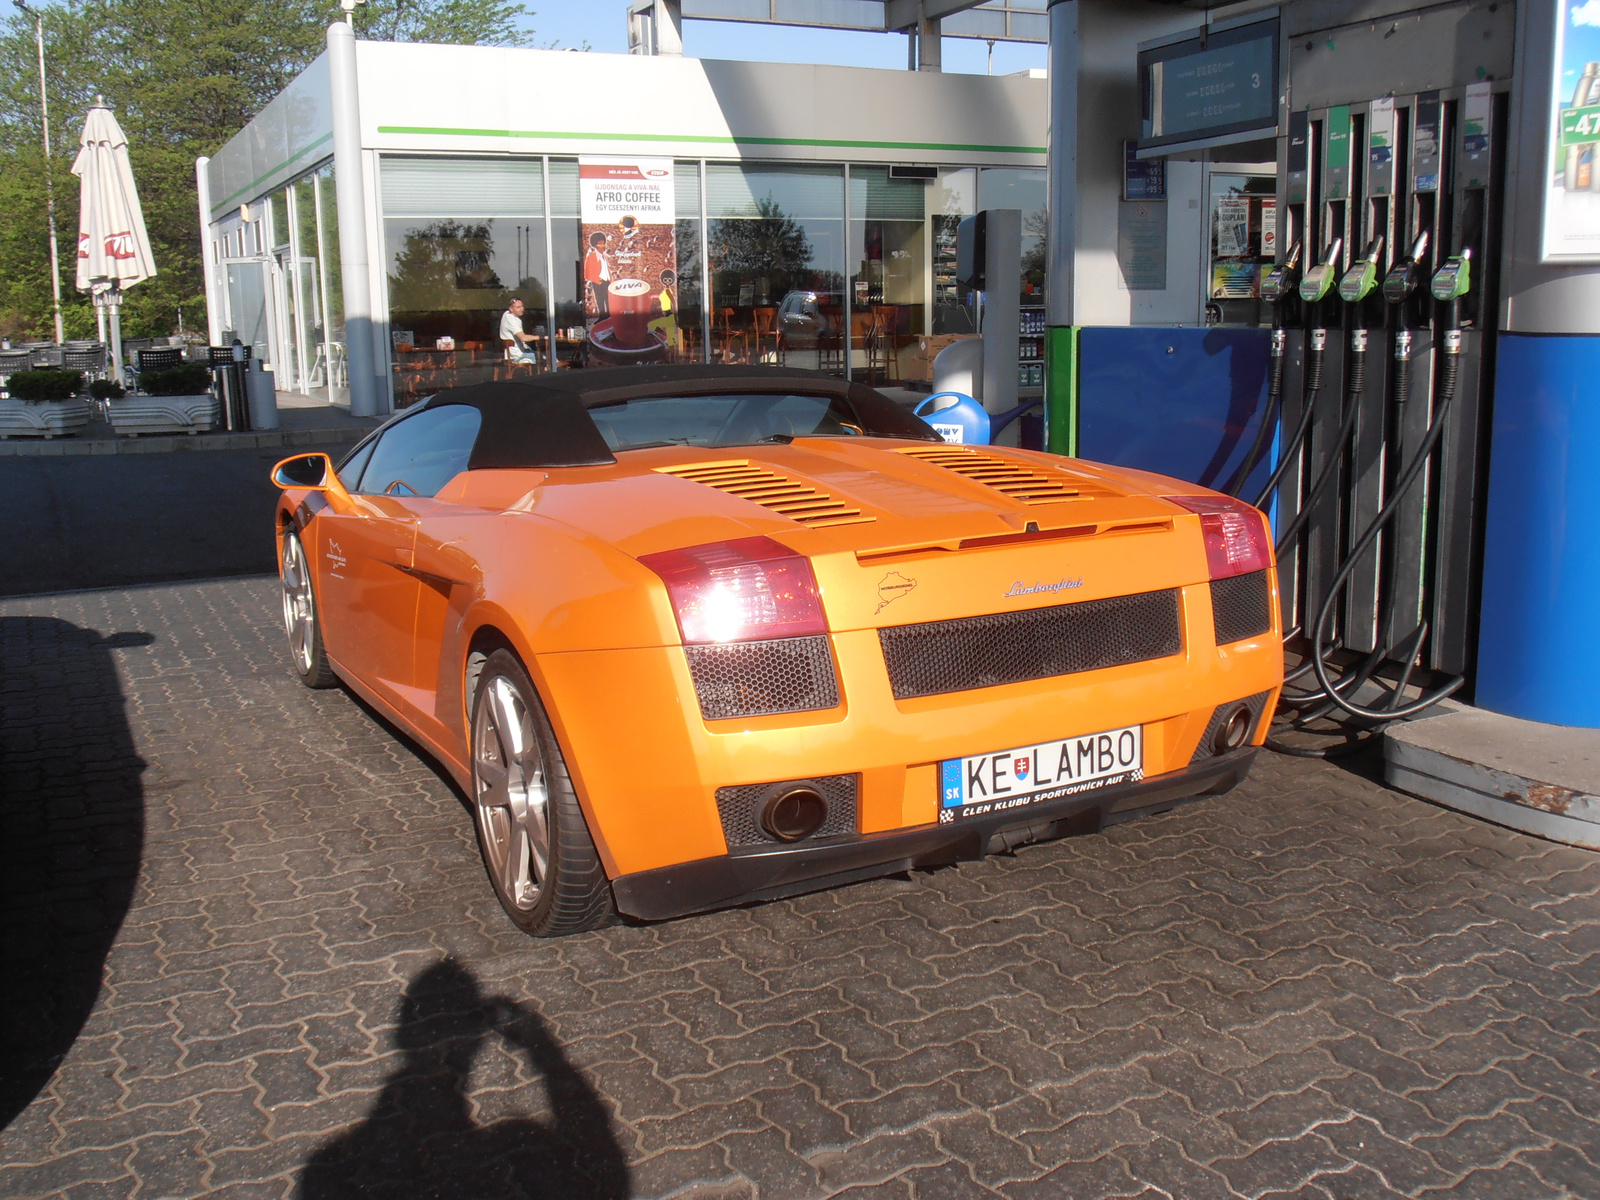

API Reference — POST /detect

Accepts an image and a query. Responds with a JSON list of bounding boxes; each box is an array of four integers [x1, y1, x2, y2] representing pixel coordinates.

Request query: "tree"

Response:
[[709, 196, 816, 295], [0, 0, 545, 342], [357, 0, 535, 46]]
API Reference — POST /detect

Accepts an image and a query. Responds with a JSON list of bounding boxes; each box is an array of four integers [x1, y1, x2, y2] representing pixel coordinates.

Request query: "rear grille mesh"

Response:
[[716, 775, 859, 848], [1211, 570, 1272, 645], [684, 635, 840, 720], [879, 589, 1183, 700], [657, 460, 874, 527], [896, 446, 1081, 505]]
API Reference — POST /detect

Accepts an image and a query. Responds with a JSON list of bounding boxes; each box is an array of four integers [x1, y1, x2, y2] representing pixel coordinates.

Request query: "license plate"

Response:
[[939, 724, 1143, 823]]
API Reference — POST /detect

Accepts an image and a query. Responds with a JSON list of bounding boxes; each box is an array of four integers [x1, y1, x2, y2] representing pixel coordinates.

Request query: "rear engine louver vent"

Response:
[[897, 446, 1080, 505], [657, 461, 875, 528]]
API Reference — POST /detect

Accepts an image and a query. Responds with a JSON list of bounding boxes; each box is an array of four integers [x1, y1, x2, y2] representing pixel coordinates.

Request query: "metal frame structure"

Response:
[[627, 0, 1048, 61]]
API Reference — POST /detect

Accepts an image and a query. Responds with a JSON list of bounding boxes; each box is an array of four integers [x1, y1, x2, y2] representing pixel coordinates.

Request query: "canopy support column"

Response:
[[328, 21, 379, 417]]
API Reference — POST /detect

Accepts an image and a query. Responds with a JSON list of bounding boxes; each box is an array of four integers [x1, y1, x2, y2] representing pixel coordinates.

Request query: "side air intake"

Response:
[[657, 461, 875, 528]]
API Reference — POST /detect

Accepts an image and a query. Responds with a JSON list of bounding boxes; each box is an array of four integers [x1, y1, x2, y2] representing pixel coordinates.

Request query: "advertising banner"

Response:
[[1543, 2, 1600, 261], [579, 157, 678, 361], [1214, 195, 1251, 258]]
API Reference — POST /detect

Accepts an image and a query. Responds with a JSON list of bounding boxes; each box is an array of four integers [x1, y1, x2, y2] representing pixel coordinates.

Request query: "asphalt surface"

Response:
[[0, 442, 352, 596], [1, 449, 1598, 1199]]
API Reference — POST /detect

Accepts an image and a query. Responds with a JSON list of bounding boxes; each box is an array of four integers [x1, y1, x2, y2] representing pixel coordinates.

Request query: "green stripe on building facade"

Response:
[[212, 133, 334, 215]]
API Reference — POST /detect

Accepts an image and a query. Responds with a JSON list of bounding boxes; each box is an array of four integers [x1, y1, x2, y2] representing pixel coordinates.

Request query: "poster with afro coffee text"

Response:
[[579, 157, 678, 362]]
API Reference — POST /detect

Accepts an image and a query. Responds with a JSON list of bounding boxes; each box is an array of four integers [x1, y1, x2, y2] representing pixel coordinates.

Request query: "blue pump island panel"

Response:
[[1077, 327, 1276, 502], [1476, 333, 1600, 728]]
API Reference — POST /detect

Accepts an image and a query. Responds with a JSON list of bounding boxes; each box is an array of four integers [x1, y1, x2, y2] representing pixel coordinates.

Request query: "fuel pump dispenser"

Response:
[[1302, 245, 1475, 723], [1257, 82, 1504, 753]]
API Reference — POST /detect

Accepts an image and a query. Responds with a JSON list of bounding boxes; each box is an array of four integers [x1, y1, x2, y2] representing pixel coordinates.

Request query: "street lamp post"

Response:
[[15, 0, 65, 344]]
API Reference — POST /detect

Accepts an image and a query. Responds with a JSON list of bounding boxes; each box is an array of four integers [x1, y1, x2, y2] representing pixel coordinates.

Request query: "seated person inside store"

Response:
[[499, 297, 539, 364]]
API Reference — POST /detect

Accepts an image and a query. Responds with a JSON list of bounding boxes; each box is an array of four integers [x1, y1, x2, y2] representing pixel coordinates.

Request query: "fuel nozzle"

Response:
[[1260, 241, 1303, 306], [1338, 236, 1385, 304], [1382, 232, 1430, 305], [1432, 250, 1471, 399], [1298, 238, 1344, 305], [1431, 246, 1472, 303]]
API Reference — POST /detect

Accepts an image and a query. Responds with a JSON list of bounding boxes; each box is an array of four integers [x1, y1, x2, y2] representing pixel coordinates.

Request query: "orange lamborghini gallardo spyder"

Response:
[[272, 366, 1281, 937]]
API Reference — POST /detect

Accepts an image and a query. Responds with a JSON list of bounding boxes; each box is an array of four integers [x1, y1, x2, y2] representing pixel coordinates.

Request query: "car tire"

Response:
[[469, 648, 617, 937], [280, 527, 337, 689]]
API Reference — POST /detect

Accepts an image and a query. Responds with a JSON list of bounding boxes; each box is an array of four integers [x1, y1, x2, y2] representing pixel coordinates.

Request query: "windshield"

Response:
[[590, 392, 910, 452]]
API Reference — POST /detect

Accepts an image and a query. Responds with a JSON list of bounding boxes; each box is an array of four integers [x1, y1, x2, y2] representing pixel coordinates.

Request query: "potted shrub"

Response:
[[0, 368, 90, 439], [107, 361, 218, 437]]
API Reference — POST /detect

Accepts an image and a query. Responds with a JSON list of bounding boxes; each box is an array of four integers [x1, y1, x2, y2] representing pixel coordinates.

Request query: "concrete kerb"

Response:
[[0, 424, 373, 456], [1384, 702, 1600, 850]]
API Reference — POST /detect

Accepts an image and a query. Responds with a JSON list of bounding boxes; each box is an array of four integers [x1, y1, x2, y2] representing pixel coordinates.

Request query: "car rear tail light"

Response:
[[639, 536, 826, 644], [1168, 495, 1273, 580]]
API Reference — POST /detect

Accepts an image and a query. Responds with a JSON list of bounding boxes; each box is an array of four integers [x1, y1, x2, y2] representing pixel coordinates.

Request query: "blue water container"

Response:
[[914, 391, 990, 445]]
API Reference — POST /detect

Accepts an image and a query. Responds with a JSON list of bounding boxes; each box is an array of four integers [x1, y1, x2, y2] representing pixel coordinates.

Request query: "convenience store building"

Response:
[[198, 37, 1048, 414]]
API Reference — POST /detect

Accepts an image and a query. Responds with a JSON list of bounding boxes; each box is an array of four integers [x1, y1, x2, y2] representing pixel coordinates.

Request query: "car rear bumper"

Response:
[[610, 747, 1256, 922]]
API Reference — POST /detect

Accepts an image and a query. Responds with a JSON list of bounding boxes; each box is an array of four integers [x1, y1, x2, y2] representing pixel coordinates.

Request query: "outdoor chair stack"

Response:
[[61, 343, 108, 380], [0, 349, 33, 397]]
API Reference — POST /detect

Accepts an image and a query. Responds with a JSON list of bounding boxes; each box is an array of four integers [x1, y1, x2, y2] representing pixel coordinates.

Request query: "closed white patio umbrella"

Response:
[[73, 98, 156, 383]]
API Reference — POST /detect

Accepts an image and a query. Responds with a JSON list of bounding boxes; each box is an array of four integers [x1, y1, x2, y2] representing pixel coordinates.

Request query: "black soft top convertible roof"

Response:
[[410, 365, 939, 470]]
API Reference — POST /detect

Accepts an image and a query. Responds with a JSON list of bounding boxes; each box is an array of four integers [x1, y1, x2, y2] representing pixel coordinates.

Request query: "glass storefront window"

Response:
[[706, 162, 845, 375], [977, 168, 1048, 304], [1205, 169, 1276, 327], [849, 166, 927, 386], [548, 158, 588, 368], [674, 160, 704, 363], [381, 156, 549, 406], [931, 168, 977, 335], [313, 164, 345, 405]]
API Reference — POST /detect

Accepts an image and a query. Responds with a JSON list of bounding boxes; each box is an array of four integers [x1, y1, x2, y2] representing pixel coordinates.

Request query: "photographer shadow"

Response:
[[0, 619, 151, 1130], [297, 958, 630, 1200]]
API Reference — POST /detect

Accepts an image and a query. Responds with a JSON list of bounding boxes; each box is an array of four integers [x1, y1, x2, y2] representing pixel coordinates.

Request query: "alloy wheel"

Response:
[[280, 532, 316, 674], [472, 674, 550, 910]]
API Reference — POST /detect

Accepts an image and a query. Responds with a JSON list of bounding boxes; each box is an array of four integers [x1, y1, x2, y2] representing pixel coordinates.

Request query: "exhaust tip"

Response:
[[1215, 704, 1254, 755], [760, 787, 828, 842]]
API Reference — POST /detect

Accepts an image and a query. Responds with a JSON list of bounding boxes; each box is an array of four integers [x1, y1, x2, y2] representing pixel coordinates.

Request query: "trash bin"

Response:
[[914, 391, 990, 445], [208, 343, 251, 431], [246, 360, 278, 430]]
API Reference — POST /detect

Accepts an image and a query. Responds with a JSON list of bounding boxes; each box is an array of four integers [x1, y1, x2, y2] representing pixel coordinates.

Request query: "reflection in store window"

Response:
[[380, 155, 550, 406], [706, 163, 844, 375], [978, 167, 1048, 304], [850, 166, 927, 386]]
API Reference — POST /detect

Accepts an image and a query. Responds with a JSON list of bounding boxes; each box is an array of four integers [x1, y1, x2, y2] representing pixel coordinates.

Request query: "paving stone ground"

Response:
[[2, 576, 1598, 1200]]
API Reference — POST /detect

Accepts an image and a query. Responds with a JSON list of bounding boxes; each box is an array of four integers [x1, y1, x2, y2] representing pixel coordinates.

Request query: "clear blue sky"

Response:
[[525, 1, 1048, 75]]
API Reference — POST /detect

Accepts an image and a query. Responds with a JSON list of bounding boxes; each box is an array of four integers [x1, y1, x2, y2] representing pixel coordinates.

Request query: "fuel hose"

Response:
[[1249, 328, 1328, 511], [1269, 328, 1367, 556], [1224, 328, 1288, 498], [1301, 330, 1467, 722]]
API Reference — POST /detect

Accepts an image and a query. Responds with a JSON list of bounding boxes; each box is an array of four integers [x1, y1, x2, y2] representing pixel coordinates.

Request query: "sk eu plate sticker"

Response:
[[939, 725, 1143, 823]]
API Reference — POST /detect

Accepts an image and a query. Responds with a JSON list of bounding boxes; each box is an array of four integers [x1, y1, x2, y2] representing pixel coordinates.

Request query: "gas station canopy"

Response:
[[648, 0, 1048, 43]]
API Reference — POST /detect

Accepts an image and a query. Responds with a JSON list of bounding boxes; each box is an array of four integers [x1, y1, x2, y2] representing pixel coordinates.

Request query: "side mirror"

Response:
[[272, 452, 333, 489]]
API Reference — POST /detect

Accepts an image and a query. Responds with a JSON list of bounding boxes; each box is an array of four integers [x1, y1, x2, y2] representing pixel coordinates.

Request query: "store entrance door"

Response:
[[221, 256, 280, 380]]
